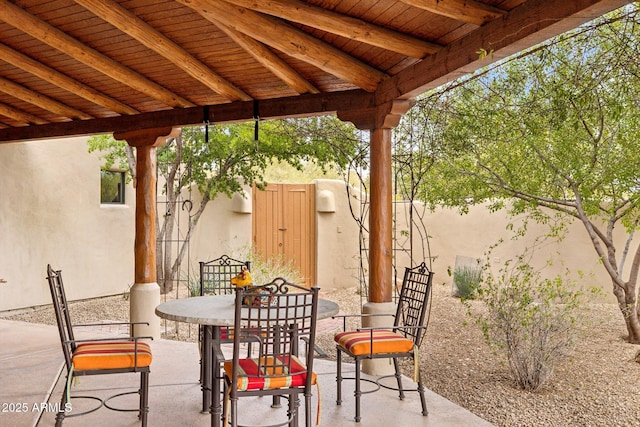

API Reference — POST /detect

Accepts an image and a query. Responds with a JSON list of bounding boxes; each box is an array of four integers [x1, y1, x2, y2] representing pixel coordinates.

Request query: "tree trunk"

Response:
[[620, 245, 640, 343], [612, 283, 640, 343]]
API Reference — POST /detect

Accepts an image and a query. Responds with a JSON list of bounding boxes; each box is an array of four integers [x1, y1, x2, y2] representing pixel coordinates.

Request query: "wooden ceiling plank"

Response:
[[211, 19, 320, 95], [179, 0, 388, 92], [0, 42, 139, 116], [2, 0, 194, 108], [399, 0, 506, 26], [0, 102, 48, 125], [0, 76, 92, 120], [74, 0, 251, 102], [225, 0, 441, 58]]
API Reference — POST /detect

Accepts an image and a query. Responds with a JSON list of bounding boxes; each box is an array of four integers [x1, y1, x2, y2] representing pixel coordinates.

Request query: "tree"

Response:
[[89, 117, 361, 293], [408, 6, 640, 343]]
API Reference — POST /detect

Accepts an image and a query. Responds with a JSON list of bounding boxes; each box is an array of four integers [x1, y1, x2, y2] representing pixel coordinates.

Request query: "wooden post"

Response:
[[114, 127, 179, 339], [338, 99, 414, 303], [338, 99, 413, 374]]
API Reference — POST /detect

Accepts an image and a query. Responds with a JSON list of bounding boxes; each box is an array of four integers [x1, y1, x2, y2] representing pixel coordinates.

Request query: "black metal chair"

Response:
[[46, 264, 152, 426], [220, 278, 320, 427], [199, 255, 251, 296], [198, 255, 252, 384], [334, 262, 434, 423]]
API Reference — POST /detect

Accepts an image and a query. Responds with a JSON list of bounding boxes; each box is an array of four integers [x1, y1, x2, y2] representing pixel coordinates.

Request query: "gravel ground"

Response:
[[6, 283, 640, 426]]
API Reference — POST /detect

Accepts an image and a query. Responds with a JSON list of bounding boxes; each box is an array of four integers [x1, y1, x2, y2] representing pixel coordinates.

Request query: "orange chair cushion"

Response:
[[334, 330, 415, 356], [224, 355, 317, 391], [72, 341, 152, 371]]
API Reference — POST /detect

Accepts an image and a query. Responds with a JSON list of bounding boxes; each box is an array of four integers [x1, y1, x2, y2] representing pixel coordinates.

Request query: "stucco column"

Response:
[[339, 99, 414, 375], [115, 127, 179, 339]]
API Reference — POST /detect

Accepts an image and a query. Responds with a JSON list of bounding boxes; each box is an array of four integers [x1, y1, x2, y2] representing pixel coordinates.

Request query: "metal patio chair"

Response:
[[46, 264, 152, 426], [221, 278, 320, 427], [334, 262, 434, 422], [198, 255, 252, 383], [199, 255, 251, 296]]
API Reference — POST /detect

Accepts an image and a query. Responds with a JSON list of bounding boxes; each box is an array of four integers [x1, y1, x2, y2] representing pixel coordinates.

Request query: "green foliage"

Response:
[[468, 248, 585, 392], [452, 264, 481, 300]]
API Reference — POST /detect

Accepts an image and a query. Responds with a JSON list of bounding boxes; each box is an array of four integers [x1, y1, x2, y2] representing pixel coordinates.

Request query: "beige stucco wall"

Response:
[[189, 187, 253, 264], [314, 179, 361, 290], [424, 204, 624, 303], [0, 136, 135, 312]]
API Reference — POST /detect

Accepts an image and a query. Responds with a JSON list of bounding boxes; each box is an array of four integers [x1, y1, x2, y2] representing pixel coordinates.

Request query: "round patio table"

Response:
[[155, 294, 339, 427]]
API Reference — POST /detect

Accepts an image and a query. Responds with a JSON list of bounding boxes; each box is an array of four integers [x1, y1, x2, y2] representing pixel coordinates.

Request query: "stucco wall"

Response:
[[314, 179, 361, 290], [0, 136, 135, 312]]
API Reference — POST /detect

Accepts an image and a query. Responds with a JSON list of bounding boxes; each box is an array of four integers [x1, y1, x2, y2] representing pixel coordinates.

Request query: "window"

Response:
[[100, 170, 125, 204]]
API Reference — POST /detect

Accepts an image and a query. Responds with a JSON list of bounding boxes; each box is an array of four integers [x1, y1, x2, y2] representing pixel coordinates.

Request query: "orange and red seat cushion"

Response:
[[223, 355, 316, 391], [72, 341, 152, 371], [334, 330, 415, 356]]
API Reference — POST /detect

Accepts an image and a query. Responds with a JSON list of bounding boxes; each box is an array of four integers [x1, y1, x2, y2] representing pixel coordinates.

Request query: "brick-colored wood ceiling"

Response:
[[0, 0, 631, 142]]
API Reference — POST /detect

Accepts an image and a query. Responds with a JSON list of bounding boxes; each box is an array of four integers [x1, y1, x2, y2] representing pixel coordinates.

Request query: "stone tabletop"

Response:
[[155, 294, 339, 325]]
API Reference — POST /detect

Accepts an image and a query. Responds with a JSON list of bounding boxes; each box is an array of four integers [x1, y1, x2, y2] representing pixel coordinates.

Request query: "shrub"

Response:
[[453, 264, 482, 299], [468, 252, 583, 392]]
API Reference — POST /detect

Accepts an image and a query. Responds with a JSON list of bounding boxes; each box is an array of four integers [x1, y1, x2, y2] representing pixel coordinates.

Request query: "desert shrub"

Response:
[[453, 264, 482, 299], [468, 252, 584, 391], [233, 247, 303, 285]]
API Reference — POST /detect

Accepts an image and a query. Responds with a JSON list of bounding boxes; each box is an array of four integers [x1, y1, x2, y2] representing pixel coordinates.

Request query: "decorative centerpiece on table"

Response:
[[231, 267, 274, 307]]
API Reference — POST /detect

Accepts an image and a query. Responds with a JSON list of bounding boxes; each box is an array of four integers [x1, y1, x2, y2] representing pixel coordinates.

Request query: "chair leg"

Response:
[[354, 358, 361, 423], [304, 391, 312, 427], [139, 371, 149, 427], [336, 348, 342, 405], [417, 377, 428, 416], [288, 392, 299, 427], [392, 358, 405, 401], [55, 374, 69, 427], [229, 396, 238, 427]]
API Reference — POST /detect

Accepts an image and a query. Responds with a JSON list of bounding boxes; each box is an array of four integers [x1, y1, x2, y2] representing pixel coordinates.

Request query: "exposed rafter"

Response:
[[0, 102, 47, 126], [0, 76, 92, 120], [211, 19, 320, 95], [399, 0, 506, 25], [225, 0, 441, 58], [179, 0, 389, 92], [0, 43, 139, 116], [75, 0, 251, 102], [2, 0, 194, 108]]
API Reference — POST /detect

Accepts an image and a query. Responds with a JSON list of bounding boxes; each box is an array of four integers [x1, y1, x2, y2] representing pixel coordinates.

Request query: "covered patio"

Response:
[[0, 1, 632, 425]]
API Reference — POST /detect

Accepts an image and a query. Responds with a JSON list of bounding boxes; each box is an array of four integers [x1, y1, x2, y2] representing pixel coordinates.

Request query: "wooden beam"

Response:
[[399, 0, 506, 26], [212, 19, 320, 94], [2, 0, 194, 108], [0, 76, 92, 120], [0, 43, 138, 116], [0, 90, 375, 143], [226, 0, 441, 58], [75, 0, 251, 102], [338, 99, 414, 130], [179, 0, 389, 92], [0, 102, 48, 125], [379, 0, 632, 102]]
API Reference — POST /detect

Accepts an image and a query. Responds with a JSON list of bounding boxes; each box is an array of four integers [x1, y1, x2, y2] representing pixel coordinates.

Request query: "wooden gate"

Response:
[[252, 184, 316, 287]]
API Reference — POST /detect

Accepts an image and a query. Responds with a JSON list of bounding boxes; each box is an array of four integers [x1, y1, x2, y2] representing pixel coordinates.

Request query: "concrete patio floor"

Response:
[[0, 318, 493, 427]]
